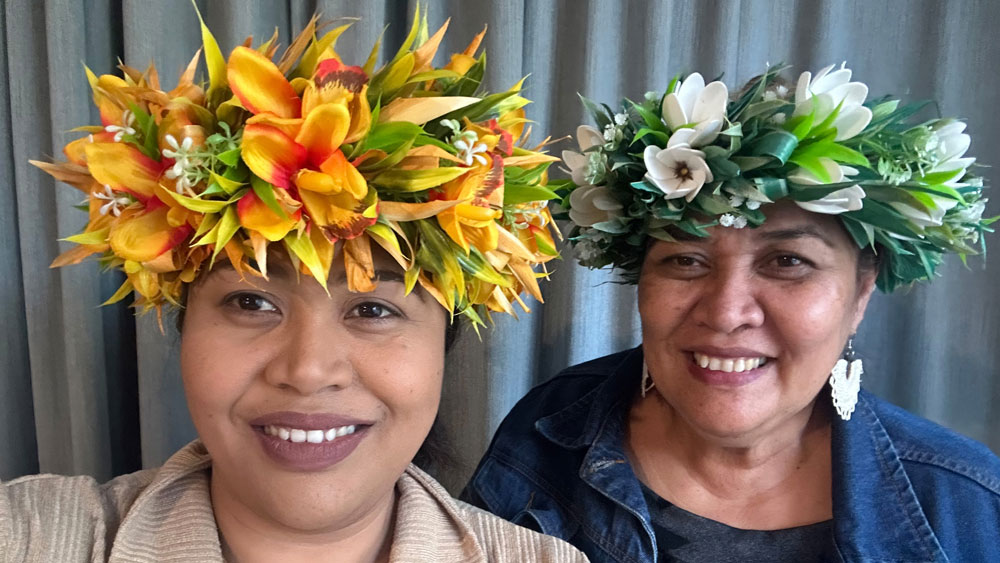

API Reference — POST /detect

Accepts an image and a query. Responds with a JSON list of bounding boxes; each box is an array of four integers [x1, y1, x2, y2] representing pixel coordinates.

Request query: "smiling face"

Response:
[[637, 201, 876, 444], [180, 248, 447, 535]]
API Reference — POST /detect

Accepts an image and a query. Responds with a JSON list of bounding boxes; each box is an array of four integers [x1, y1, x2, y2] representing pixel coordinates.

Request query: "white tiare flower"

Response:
[[568, 185, 623, 227], [93, 184, 133, 217], [643, 144, 714, 201], [927, 120, 975, 187], [454, 134, 489, 167], [104, 110, 136, 142], [661, 72, 729, 147], [889, 193, 959, 227], [796, 185, 867, 215], [793, 63, 872, 141], [789, 157, 866, 214], [561, 125, 605, 185]]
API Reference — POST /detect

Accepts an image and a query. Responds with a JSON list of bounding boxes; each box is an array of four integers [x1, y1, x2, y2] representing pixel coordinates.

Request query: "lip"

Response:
[[685, 347, 773, 387], [249, 411, 375, 472]]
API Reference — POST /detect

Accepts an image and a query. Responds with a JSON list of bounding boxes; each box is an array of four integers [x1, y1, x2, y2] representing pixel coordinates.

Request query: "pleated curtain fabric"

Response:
[[3, 0, 999, 492]]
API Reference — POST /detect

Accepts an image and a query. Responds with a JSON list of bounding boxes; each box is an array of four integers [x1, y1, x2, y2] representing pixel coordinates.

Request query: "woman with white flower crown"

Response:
[[464, 64, 1000, 562], [3, 9, 589, 563]]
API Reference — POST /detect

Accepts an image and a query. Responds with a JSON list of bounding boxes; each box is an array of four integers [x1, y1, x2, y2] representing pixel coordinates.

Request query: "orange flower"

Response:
[[227, 46, 375, 240]]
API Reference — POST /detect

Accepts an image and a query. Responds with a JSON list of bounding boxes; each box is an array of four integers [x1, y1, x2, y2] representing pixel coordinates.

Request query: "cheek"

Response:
[[637, 278, 691, 335], [767, 281, 856, 359], [357, 334, 445, 420], [179, 313, 256, 427]]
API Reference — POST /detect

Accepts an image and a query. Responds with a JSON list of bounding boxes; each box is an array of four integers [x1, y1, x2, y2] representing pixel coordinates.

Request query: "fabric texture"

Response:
[[463, 347, 1000, 563], [640, 482, 834, 562], [3, 0, 1000, 494], [0, 440, 587, 562]]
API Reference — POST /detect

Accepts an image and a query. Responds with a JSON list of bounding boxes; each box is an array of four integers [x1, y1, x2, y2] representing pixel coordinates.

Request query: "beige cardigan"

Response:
[[0, 441, 586, 562]]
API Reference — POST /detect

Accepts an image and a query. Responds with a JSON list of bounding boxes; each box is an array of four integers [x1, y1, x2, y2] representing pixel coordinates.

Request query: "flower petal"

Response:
[[295, 102, 351, 167], [84, 142, 163, 200], [227, 46, 301, 118], [241, 123, 307, 188], [300, 185, 378, 240], [318, 150, 368, 199], [690, 81, 728, 123], [576, 125, 604, 151], [237, 189, 301, 241], [109, 206, 192, 262], [833, 106, 872, 141]]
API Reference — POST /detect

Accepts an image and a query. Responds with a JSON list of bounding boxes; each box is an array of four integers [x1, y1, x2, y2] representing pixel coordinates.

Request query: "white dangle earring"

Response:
[[829, 336, 863, 420], [641, 360, 655, 398]]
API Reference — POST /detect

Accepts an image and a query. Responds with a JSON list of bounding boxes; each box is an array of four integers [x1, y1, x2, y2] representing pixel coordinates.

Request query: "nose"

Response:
[[690, 264, 765, 334], [263, 315, 355, 395]]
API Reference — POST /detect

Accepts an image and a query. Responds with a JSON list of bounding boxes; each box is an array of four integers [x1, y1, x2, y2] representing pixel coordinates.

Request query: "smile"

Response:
[[692, 353, 768, 373], [263, 424, 358, 444]]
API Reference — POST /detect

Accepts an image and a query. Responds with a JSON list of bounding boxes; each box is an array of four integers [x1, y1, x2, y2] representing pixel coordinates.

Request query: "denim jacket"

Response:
[[463, 347, 1000, 563]]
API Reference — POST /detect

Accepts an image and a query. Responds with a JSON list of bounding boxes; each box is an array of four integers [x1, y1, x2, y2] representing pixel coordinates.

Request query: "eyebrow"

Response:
[[756, 226, 836, 248]]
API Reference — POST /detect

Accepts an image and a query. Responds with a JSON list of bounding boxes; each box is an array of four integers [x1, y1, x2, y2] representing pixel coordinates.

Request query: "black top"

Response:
[[641, 483, 834, 562]]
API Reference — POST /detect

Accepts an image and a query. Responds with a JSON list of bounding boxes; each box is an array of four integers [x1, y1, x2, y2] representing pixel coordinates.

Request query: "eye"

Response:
[[347, 301, 399, 320], [775, 255, 804, 267], [225, 292, 279, 313], [761, 253, 815, 279]]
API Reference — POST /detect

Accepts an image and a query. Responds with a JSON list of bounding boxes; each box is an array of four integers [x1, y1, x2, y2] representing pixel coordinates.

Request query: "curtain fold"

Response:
[[3, 0, 998, 492]]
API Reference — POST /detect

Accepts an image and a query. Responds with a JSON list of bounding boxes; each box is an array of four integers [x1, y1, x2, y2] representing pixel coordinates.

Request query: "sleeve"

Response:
[[0, 475, 108, 563]]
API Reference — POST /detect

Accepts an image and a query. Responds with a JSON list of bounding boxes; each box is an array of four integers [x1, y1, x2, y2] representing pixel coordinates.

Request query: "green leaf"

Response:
[[628, 99, 667, 132], [360, 122, 424, 154], [64, 228, 110, 245], [164, 189, 231, 213], [455, 248, 510, 286], [747, 130, 799, 165], [504, 183, 559, 205], [191, 0, 227, 93], [250, 176, 287, 219], [786, 112, 815, 140], [373, 167, 467, 192], [217, 148, 241, 168], [632, 128, 670, 146], [212, 206, 240, 261], [787, 155, 832, 183]]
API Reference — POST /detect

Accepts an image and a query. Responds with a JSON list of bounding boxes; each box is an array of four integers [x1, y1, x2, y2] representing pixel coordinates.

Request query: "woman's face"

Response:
[[180, 249, 446, 533], [638, 201, 876, 443]]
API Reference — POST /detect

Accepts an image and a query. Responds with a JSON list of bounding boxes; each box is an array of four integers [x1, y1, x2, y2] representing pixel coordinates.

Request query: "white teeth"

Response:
[[262, 424, 359, 444], [693, 353, 768, 373]]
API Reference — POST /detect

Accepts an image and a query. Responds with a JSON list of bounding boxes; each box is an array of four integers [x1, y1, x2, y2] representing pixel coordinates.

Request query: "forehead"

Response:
[[654, 201, 856, 253]]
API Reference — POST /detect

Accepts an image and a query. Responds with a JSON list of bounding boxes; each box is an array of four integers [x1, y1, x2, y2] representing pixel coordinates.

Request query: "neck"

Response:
[[211, 472, 395, 563], [628, 392, 833, 529]]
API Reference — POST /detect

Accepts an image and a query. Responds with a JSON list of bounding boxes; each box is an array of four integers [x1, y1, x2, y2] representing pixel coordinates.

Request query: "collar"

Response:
[[535, 346, 644, 449], [109, 440, 221, 562], [830, 391, 948, 562], [109, 442, 490, 562]]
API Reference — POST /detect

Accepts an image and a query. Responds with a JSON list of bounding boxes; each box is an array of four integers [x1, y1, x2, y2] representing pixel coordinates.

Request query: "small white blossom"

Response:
[[733, 215, 748, 229], [93, 184, 132, 217], [104, 110, 136, 142], [763, 90, 778, 102], [775, 85, 789, 98], [454, 135, 489, 167], [614, 112, 628, 126], [719, 213, 736, 227], [728, 195, 746, 207], [745, 199, 762, 210], [771, 112, 787, 125]]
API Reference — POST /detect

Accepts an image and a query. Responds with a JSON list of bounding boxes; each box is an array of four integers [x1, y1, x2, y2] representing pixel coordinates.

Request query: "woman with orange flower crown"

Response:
[[3, 6, 587, 563]]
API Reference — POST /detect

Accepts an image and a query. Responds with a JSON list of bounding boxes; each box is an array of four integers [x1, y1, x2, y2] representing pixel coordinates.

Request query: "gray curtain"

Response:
[[3, 0, 999, 493]]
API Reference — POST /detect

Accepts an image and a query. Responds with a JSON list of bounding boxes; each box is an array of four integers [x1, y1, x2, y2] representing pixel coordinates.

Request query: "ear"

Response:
[[850, 269, 878, 333]]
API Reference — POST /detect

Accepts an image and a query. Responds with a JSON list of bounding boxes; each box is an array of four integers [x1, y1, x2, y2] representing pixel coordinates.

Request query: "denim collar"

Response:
[[831, 392, 948, 562], [535, 345, 949, 563]]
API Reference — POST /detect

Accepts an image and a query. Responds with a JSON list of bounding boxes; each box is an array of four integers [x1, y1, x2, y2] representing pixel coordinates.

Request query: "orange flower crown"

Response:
[[32, 6, 562, 327]]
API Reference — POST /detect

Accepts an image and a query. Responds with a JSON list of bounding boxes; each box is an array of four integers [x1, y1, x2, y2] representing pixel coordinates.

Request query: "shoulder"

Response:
[[398, 465, 587, 562], [863, 392, 1000, 495], [452, 499, 589, 562], [1, 468, 157, 562], [496, 348, 638, 434]]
